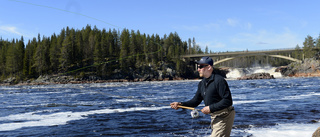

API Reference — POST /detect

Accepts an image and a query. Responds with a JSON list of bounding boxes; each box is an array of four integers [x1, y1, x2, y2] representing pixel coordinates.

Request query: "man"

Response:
[[170, 56, 235, 137]]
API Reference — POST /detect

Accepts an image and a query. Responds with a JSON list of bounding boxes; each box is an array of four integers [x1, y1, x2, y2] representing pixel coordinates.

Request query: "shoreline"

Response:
[[2, 75, 320, 86], [0, 77, 200, 86]]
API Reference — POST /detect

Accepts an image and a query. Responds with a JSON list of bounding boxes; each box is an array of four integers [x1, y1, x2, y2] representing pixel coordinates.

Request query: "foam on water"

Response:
[[226, 66, 282, 79], [281, 92, 320, 100], [233, 99, 270, 105], [233, 92, 320, 105], [0, 106, 169, 131], [226, 68, 245, 79], [246, 123, 320, 137], [1, 78, 319, 136]]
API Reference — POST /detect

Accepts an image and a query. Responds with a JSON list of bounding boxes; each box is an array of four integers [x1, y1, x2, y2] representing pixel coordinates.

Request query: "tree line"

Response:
[[0, 25, 204, 82], [1, 24, 320, 83]]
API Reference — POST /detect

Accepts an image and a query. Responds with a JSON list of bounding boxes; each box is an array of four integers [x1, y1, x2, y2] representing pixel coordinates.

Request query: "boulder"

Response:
[[237, 73, 274, 80]]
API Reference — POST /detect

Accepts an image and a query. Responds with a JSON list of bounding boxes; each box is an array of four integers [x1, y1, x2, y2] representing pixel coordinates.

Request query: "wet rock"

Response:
[[237, 73, 274, 80], [2, 77, 16, 84], [280, 58, 320, 77]]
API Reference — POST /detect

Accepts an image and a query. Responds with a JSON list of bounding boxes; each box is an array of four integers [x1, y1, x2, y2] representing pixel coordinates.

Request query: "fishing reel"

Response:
[[177, 105, 200, 118], [190, 109, 200, 118]]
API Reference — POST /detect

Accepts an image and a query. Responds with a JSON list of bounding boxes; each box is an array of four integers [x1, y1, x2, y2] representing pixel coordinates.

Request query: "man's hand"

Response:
[[170, 102, 180, 110], [201, 106, 211, 114]]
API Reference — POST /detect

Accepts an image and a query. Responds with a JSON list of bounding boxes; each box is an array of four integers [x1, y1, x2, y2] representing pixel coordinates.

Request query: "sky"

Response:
[[1, 0, 320, 52]]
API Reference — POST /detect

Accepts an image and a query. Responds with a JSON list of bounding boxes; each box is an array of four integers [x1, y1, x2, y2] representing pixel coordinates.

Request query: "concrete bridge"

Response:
[[181, 48, 303, 65]]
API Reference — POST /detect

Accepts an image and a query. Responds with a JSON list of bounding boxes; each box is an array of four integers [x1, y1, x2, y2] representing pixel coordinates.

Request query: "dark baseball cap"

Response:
[[197, 56, 213, 66]]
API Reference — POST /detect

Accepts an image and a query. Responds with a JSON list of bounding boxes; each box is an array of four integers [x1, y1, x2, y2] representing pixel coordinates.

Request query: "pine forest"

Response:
[[0, 25, 319, 83]]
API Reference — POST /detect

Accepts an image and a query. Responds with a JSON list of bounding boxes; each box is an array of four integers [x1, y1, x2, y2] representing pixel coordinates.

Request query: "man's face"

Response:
[[198, 64, 209, 77]]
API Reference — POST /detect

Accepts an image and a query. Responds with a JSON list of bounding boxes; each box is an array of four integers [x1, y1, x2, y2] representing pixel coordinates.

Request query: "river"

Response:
[[0, 76, 320, 136]]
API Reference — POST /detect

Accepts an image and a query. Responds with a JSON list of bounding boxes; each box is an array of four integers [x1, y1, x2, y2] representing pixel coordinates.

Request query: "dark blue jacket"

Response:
[[182, 73, 233, 112]]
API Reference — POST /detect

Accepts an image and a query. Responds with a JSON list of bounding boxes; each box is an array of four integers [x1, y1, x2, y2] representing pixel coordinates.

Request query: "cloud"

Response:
[[246, 22, 252, 30], [231, 29, 302, 50], [180, 25, 201, 31], [198, 41, 227, 52], [204, 23, 220, 30], [300, 21, 308, 28], [256, 42, 268, 44], [227, 18, 238, 27], [0, 25, 22, 36], [226, 18, 252, 30], [176, 23, 220, 32], [177, 18, 252, 32]]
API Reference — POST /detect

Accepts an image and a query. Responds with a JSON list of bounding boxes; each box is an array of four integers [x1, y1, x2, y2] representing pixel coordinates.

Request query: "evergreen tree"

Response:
[[135, 30, 143, 65], [205, 46, 209, 54], [34, 35, 50, 75], [75, 30, 83, 67], [49, 33, 60, 73], [5, 40, 16, 76], [60, 27, 75, 71], [188, 38, 192, 54], [93, 28, 102, 65], [107, 29, 114, 58], [82, 25, 94, 67], [129, 30, 137, 67], [101, 29, 109, 59], [142, 34, 148, 63], [316, 34, 320, 49], [0, 39, 7, 78], [16, 36, 25, 78], [0, 24, 209, 82], [120, 29, 130, 72], [93, 28, 103, 76], [293, 44, 302, 60], [149, 34, 155, 64], [155, 34, 162, 64], [24, 38, 37, 78], [303, 35, 315, 58]]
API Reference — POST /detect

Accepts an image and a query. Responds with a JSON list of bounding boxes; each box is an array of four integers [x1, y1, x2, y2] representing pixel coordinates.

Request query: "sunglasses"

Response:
[[198, 65, 209, 69]]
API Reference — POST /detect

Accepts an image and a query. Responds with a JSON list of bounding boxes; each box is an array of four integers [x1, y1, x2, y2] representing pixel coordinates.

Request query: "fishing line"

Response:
[[62, 48, 162, 75], [93, 90, 200, 118], [10, 0, 197, 119], [9, 0, 121, 28], [10, 0, 163, 75]]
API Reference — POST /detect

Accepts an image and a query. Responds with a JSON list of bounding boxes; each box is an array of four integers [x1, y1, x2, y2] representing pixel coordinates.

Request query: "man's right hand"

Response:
[[170, 102, 181, 110]]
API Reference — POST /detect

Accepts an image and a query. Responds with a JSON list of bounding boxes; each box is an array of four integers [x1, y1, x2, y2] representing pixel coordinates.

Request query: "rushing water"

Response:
[[0, 77, 320, 137]]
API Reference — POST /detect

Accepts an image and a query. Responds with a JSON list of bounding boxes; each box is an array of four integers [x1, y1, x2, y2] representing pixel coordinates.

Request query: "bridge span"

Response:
[[181, 48, 302, 65]]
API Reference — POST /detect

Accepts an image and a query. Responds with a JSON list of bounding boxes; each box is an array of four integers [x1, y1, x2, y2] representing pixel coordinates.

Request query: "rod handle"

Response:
[[178, 105, 195, 110]]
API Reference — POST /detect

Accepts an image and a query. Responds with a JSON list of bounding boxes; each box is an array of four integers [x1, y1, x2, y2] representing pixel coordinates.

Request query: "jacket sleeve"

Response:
[[181, 82, 203, 107], [209, 78, 233, 112]]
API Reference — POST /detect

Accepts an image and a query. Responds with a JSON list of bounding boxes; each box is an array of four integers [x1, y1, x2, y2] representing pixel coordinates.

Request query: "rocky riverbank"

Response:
[[1, 66, 231, 86], [277, 58, 320, 77], [1, 68, 193, 86], [2, 57, 320, 85]]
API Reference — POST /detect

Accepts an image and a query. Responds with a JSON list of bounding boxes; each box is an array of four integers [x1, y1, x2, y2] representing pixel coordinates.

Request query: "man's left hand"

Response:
[[201, 106, 210, 114]]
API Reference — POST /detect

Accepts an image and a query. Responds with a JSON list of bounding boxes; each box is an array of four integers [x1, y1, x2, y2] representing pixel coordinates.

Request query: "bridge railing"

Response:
[[181, 47, 301, 58]]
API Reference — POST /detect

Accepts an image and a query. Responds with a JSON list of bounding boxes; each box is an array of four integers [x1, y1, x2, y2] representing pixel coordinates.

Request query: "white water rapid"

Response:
[[226, 66, 282, 79]]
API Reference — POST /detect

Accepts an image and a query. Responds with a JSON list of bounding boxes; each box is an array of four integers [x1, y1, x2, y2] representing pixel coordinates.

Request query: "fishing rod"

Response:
[[12, 1, 199, 117], [95, 90, 200, 118], [61, 48, 162, 75], [11, 0, 163, 76]]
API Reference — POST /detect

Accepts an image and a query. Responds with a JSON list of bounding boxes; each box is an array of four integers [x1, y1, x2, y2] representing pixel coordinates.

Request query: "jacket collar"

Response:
[[202, 73, 215, 86]]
